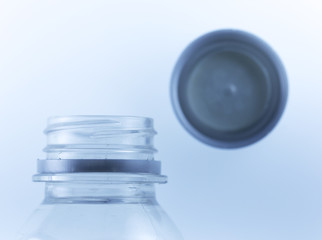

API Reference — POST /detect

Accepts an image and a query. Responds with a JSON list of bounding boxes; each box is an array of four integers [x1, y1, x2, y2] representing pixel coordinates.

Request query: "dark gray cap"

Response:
[[171, 29, 288, 148]]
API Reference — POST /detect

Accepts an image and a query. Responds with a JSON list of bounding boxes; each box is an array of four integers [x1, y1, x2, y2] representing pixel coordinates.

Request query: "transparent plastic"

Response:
[[17, 116, 183, 240], [44, 115, 157, 160]]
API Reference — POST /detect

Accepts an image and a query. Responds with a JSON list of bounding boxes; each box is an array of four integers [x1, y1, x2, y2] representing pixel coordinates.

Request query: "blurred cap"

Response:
[[170, 29, 288, 148]]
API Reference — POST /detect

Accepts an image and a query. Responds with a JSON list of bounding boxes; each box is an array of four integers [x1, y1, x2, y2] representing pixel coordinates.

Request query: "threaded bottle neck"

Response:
[[35, 116, 166, 182], [44, 115, 157, 160]]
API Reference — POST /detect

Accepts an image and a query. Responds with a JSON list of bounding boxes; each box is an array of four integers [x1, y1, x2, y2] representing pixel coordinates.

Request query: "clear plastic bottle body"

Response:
[[17, 116, 183, 240], [18, 174, 182, 240]]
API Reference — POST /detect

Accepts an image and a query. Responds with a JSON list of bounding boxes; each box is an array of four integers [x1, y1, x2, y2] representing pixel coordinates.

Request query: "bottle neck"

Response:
[[44, 181, 156, 204], [43, 116, 157, 161], [36, 116, 164, 177], [37, 116, 166, 204]]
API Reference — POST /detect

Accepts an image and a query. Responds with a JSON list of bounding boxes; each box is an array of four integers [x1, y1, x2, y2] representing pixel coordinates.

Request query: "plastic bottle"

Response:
[[17, 115, 183, 240]]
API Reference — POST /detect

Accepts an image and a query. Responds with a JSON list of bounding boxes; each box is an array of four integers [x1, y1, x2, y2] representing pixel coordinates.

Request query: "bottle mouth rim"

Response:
[[45, 115, 154, 133]]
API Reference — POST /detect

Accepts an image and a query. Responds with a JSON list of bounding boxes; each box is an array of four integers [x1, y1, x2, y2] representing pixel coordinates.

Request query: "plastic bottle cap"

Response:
[[171, 29, 288, 148]]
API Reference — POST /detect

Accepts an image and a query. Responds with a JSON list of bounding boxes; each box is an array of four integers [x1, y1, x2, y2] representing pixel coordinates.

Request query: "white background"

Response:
[[1, 1, 322, 239]]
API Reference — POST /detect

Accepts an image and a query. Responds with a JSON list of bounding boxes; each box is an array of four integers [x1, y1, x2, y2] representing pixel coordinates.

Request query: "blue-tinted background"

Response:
[[1, 1, 322, 239]]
